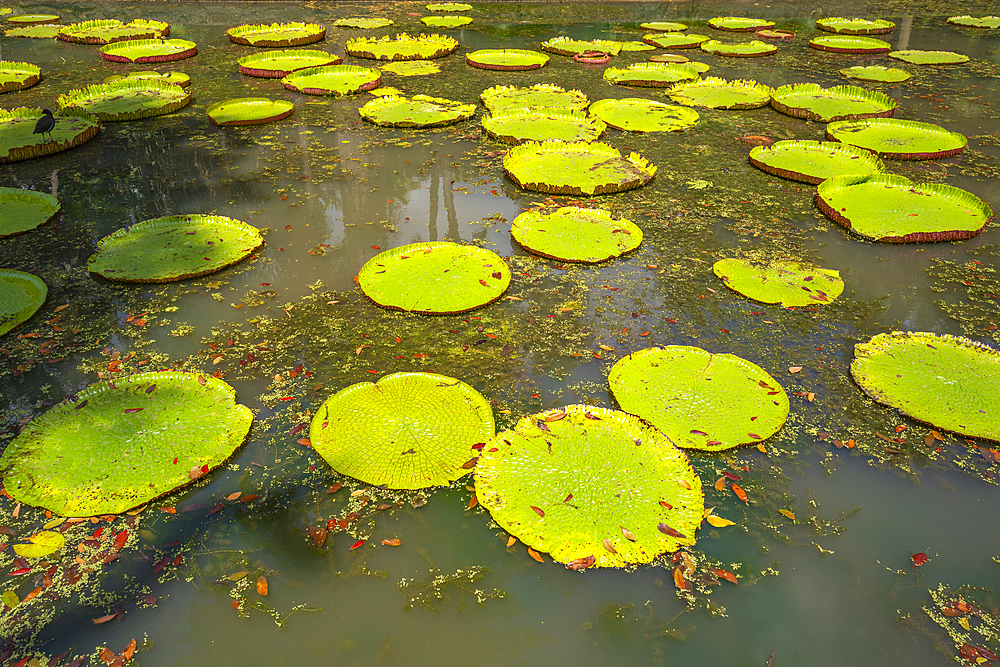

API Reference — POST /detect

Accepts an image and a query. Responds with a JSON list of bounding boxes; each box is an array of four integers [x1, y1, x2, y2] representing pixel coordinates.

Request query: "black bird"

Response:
[[33, 109, 55, 141]]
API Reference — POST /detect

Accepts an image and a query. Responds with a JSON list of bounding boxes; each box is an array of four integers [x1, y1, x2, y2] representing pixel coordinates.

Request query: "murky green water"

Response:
[[2, 1, 999, 665]]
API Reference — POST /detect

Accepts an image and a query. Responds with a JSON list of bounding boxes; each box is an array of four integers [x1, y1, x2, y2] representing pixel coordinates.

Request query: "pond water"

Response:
[[1, 1, 999, 665]]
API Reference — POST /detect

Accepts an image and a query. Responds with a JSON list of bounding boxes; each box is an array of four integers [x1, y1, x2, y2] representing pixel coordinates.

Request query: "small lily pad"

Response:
[[87, 214, 264, 282], [826, 118, 967, 160], [888, 50, 969, 65], [0, 107, 101, 163], [281, 65, 382, 96], [333, 17, 394, 29], [700, 39, 777, 57], [816, 17, 895, 34], [609, 346, 789, 451], [708, 16, 775, 31], [346, 33, 458, 60], [104, 71, 191, 87], [771, 83, 896, 122], [426, 2, 471, 10], [381, 60, 441, 76], [12, 531, 64, 558], [57, 19, 169, 45], [511, 207, 641, 262], [100, 38, 197, 64], [503, 141, 656, 196], [208, 98, 293, 126], [5, 24, 63, 38], [540, 37, 622, 56], [839, 65, 910, 83], [642, 32, 710, 49], [309, 372, 494, 490], [0, 61, 41, 93], [713, 258, 845, 307], [6, 14, 59, 25], [809, 35, 891, 54], [640, 21, 687, 32], [666, 77, 772, 109], [58, 80, 192, 122], [422, 15, 473, 28], [227, 22, 326, 47], [0, 269, 46, 336], [947, 15, 1000, 29], [358, 241, 511, 314], [480, 83, 588, 113], [749, 140, 884, 184], [604, 62, 700, 87], [466, 49, 548, 71], [816, 173, 993, 242], [238, 49, 341, 78], [589, 98, 699, 132], [0, 187, 59, 237], [359, 94, 475, 128], [482, 107, 605, 144]]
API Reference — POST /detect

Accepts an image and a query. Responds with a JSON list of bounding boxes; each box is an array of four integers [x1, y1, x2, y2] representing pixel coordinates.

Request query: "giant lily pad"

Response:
[[426, 2, 471, 10], [816, 17, 895, 34], [609, 346, 789, 451], [104, 71, 191, 87], [12, 531, 64, 558], [0, 269, 46, 336], [87, 214, 264, 282], [839, 65, 910, 83], [511, 207, 641, 262], [748, 140, 884, 184], [100, 38, 197, 64], [0, 107, 101, 163], [603, 62, 700, 87], [0, 187, 59, 237], [770, 83, 896, 122], [851, 332, 1000, 440], [481, 108, 605, 144], [708, 17, 775, 31], [642, 33, 709, 49], [808, 35, 891, 54], [540, 37, 622, 56], [282, 65, 382, 96], [58, 80, 191, 122], [475, 405, 704, 568], [359, 94, 475, 128], [666, 77, 772, 109], [5, 24, 63, 38], [357, 241, 510, 314], [713, 258, 845, 306], [0, 371, 253, 516], [346, 33, 458, 60], [0, 61, 41, 93], [381, 60, 440, 76], [589, 98, 699, 132], [422, 15, 473, 28], [816, 173, 993, 242], [57, 19, 169, 45], [6, 14, 59, 25], [641, 22, 687, 32], [238, 49, 341, 78], [948, 15, 1000, 29], [466, 49, 548, 71], [826, 118, 967, 160], [227, 22, 325, 47], [503, 141, 656, 195], [888, 50, 969, 65], [700, 39, 777, 57], [480, 83, 588, 113], [207, 98, 293, 126], [333, 17, 393, 29], [309, 372, 494, 490]]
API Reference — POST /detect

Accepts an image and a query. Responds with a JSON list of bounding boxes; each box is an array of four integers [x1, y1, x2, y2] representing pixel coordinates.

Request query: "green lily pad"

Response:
[[422, 15, 473, 28], [359, 94, 475, 128], [851, 332, 1000, 440], [620, 41, 656, 52], [839, 65, 910, 83], [640, 21, 687, 32], [666, 77, 772, 109], [503, 141, 656, 196], [826, 118, 967, 160], [713, 258, 845, 307], [609, 346, 790, 451], [748, 140, 884, 184], [642, 32, 710, 49], [227, 23, 325, 48], [12, 532, 64, 558], [482, 107, 605, 144], [708, 16, 775, 31], [948, 15, 1000, 29], [346, 33, 458, 60], [816, 173, 993, 242], [700, 39, 777, 57], [0, 371, 253, 516], [511, 207, 641, 262], [333, 17, 394, 29], [888, 50, 969, 65], [4, 24, 62, 38], [480, 83, 588, 113], [207, 97, 293, 126], [0, 9, 11, 15], [466, 49, 548, 71], [57, 19, 169, 45], [281, 65, 382, 96], [238, 49, 341, 78], [358, 241, 511, 314], [6, 14, 59, 25], [540, 37, 622, 56], [87, 214, 263, 282], [100, 38, 198, 64], [589, 98, 699, 132], [0, 61, 41, 93], [309, 372, 494, 490], [816, 17, 895, 34], [809, 35, 891, 54], [381, 60, 441, 76], [104, 71, 191, 87], [604, 62, 700, 87], [0, 107, 101, 163], [426, 2, 471, 10], [58, 80, 192, 122], [0, 269, 46, 336], [475, 405, 704, 568], [0, 187, 59, 237], [770, 83, 896, 122]]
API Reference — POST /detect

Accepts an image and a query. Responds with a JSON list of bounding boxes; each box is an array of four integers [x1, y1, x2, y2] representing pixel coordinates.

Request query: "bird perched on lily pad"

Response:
[[33, 108, 55, 141]]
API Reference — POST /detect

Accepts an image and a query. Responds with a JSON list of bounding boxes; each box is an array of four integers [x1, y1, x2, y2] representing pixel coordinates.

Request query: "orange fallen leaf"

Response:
[[527, 547, 544, 563], [788, 366, 803, 373], [731, 483, 749, 504], [673, 566, 687, 590], [468, 496, 478, 510], [713, 568, 738, 585], [93, 613, 117, 624], [122, 638, 137, 661], [778, 509, 795, 521], [381, 538, 401, 546], [677, 479, 692, 490], [99, 647, 117, 664], [226, 492, 242, 501], [256, 575, 268, 596], [506, 536, 516, 547], [714, 476, 726, 491], [296, 438, 312, 447]]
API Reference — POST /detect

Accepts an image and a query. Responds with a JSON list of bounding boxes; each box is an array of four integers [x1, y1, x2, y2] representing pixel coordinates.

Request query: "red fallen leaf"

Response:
[[371, 245, 380, 250], [93, 613, 117, 624], [207, 504, 224, 516], [471, 443, 486, 451], [307, 526, 327, 548], [376, 503, 393, 511], [527, 547, 544, 563], [978, 447, 1000, 464], [344, 512, 361, 523], [941, 608, 963, 617], [113, 529, 128, 551], [349, 539, 365, 551], [673, 566, 688, 590], [911, 552, 929, 568], [9, 567, 31, 576], [327, 482, 342, 494], [479, 279, 489, 287], [723, 471, 742, 481], [256, 575, 268, 596], [123, 408, 143, 413], [958, 644, 979, 661], [566, 555, 595, 570], [240, 494, 259, 503], [659, 500, 673, 509], [563, 494, 573, 502], [531, 505, 545, 517], [712, 568, 738, 585], [977, 646, 1000, 661], [731, 483, 749, 504], [658, 523, 686, 539]]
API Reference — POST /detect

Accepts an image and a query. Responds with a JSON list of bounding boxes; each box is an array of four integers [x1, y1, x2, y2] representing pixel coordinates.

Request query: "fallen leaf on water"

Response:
[[349, 539, 365, 551], [788, 366, 803, 373], [958, 617, 971, 631], [467, 496, 478, 510], [778, 509, 795, 521], [93, 613, 117, 624], [942, 608, 963, 617], [99, 648, 116, 665], [911, 552, 929, 568], [706, 515, 735, 528], [256, 575, 268, 596], [714, 476, 726, 491], [226, 492, 242, 501], [712, 568, 738, 585], [527, 547, 544, 563], [566, 555, 595, 570], [307, 526, 327, 548], [122, 639, 136, 661], [381, 538, 401, 546], [731, 483, 749, 504], [296, 438, 312, 447], [227, 571, 249, 581], [672, 566, 687, 590], [506, 536, 516, 547]]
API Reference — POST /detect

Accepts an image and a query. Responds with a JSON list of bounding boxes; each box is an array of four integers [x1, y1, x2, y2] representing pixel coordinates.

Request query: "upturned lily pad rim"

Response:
[[56, 18, 170, 45], [104, 71, 191, 88], [481, 107, 606, 144], [826, 118, 967, 160], [57, 79, 192, 122], [0, 187, 60, 237], [887, 50, 970, 65], [642, 32, 710, 48], [6, 14, 59, 25], [815, 17, 895, 34], [421, 15, 473, 27], [345, 33, 459, 61], [358, 94, 476, 128], [0, 61, 42, 93], [839, 65, 911, 82], [540, 36, 623, 56], [238, 49, 342, 78], [479, 83, 589, 113], [333, 17, 394, 29], [426, 2, 472, 10], [748, 139, 885, 184], [947, 15, 1000, 29], [0, 268, 47, 336], [207, 97, 294, 126], [640, 21, 687, 32], [466, 48, 549, 71], [713, 258, 845, 307], [708, 16, 776, 31], [503, 140, 657, 196], [99, 38, 198, 64], [770, 83, 897, 122], [510, 207, 642, 262], [756, 28, 796, 39], [0, 107, 102, 164], [281, 64, 382, 96], [589, 98, 700, 133], [603, 62, 701, 87], [808, 35, 891, 54], [227, 22, 326, 47], [666, 76, 773, 109], [700, 39, 777, 57]]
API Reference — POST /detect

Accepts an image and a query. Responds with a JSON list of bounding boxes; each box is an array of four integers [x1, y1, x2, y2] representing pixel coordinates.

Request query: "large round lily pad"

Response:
[[808, 35, 891, 54], [511, 207, 641, 262], [770, 83, 896, 122], [6, 14, 59, 25], [57, 19, 169, 45], [816, 17, 895, 34], [503, 141, 656, 196], [609, 346, 789, 451], [642, 32, 709, 49], [480, 84, 588, 113], [282, 65, 382, 96], [104, 71, 191, 88], [422, 15, 473, 28], [948, 15, 1000, 29], [426, 2, 471, 10], [700, 39, 777, 57], [839, 65, 910, 83], [0, 187, 59, 237], [87, 214, 264, 282], [603, 62, 700, 87], [359, 94, 475, 128], [227, 23, 326, 47], [58, 80, 191, 122], [0, 107, 101, 163], [309, 372, 494, 490], [208, 98, 293, 126], [851, 332, 1000, 441], [0, 61, 41, 94], [540, 37, 622, 56], [5, 24, 63, 38], [888, 50, 969, 65], [713, 258, 845, 307], [708, 16, 775, 31], [346, 33, 458, 60], [238, 49, 341, 78], [482, 107, 605, 144], [0, 371, 253, 516], [666, 77, 772, 109], [467, 49, 548, 71], [100, 38, 197, 64], [333, 17, 393, 29], [816, 173, 993, 242], [589, 98, 699, 132], [826, 118, 967, 160], [0, 269, 46, 336], [381, 60, 440, 76], [475, 405, 704, 568], [749, 139, 884, 184], [641, 21, 687, 32], [358, 241, 510, 314]]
